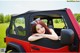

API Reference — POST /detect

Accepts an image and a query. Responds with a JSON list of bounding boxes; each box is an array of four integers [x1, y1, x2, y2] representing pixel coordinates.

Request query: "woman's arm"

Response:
[[43, 29, 59, 40], [43, 34, 59, 40], [28, 34, 43, 41]]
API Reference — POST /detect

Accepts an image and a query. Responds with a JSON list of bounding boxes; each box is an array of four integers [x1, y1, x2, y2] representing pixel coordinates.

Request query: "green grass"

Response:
[[0, 23, 9, 48]]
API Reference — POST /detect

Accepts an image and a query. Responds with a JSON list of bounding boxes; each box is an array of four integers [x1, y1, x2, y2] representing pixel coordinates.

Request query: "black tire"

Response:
[[6, 43, 25, 53], [6, 47, 18, 53]]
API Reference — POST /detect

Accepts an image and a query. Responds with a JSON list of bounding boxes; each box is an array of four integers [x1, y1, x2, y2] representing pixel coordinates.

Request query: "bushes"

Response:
[[74, 14, 80, 22], [54, 19, 63, 23], [0, 13, 11, 23], [0, 13, 4, 23]]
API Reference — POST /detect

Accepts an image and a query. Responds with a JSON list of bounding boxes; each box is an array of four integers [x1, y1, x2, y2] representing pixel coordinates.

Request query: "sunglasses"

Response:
[[31, 18, 40, 24]]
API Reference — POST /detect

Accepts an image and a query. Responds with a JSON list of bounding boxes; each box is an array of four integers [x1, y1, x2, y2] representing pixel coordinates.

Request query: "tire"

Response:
[[6, 43, 25, 53], [6, 49, 18, 53]]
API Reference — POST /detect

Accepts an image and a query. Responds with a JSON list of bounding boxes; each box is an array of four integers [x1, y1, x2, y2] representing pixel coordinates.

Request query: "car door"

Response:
[[28, 12, 73, 52]]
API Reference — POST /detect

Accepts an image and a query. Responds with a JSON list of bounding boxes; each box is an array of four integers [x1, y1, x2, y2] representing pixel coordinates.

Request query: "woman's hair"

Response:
[[31, 19, 51, 34]]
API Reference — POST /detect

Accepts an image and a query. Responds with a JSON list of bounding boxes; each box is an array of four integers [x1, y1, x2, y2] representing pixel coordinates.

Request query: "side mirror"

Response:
[[60, 29, 74, 45]]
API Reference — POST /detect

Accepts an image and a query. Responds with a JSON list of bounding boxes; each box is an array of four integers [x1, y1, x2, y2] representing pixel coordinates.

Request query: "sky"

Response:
[[0, 0, 80, 15]]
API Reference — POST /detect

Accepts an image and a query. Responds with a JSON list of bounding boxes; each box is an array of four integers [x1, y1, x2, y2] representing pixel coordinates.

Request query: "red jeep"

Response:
[[6, 8, 80, 53]]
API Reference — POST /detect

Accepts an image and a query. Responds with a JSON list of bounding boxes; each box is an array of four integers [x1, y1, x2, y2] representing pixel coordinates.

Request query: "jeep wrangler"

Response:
[[5, 8, 80, 53]]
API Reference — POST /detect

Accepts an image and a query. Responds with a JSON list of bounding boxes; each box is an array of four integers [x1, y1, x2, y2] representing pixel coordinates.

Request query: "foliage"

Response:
[[15, 18, 25, 24], [0, 13, 11, 23], [0, 13, 4, 23], [4, 15, 11, 23], [54, 19, 63, 23], [74, 14, 80, 22]]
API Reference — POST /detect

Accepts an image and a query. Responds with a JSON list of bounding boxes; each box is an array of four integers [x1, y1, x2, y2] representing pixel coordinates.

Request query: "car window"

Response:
[[41, 19, 47, 25], [53, 19, 66, 28], [10, 17, 26, 36]]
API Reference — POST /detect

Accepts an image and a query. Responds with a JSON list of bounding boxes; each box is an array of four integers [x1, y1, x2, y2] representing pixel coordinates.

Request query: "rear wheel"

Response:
[[6, 43, 25, 53], [7, 50, 15, 53], [6, 49, 18, 53], [6, 46, 18, 53]]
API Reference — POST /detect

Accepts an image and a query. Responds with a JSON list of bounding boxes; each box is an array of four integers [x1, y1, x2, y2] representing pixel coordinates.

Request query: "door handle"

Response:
[[31, 46, 40, 50]]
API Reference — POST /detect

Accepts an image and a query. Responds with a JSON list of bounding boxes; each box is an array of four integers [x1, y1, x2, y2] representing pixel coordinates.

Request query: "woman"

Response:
[[28, 18, 59, 41]]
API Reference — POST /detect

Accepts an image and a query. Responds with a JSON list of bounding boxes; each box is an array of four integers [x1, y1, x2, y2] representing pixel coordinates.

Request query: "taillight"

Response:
[[4, 38, 6, 42]]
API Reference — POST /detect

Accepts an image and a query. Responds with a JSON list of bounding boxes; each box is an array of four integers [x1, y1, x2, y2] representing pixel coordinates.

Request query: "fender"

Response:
[[6, 42, 25, 52]]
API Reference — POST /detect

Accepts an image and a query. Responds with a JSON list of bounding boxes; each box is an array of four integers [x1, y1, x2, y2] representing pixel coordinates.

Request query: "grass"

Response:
[[0, 23, 9, 48]]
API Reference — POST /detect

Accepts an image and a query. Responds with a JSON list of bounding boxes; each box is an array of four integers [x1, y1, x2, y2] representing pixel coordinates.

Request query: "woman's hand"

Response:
[[28, 34, 44, 41], [33, 34, 50, 38], [32, 34, 44, 38], [41, 34, 59, 40]]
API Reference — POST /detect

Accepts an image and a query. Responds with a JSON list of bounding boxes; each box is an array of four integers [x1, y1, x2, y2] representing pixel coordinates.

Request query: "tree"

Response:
[[74, 14, 80, 22], [4, 14, 11, 23], [0, 13, 4, 23], [54, 19, 59, 23]]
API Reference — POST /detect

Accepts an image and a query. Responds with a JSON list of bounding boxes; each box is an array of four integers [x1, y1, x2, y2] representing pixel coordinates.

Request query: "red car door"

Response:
[[30, 39, 70, 52]]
